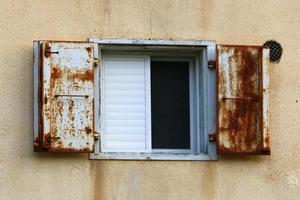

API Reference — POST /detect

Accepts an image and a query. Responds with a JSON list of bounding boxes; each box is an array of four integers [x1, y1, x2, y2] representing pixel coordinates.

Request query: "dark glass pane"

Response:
[[151, 61, 190, 149]]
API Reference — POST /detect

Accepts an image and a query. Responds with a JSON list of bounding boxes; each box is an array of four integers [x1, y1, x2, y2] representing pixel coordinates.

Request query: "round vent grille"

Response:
[[263, 40, 282, 63]]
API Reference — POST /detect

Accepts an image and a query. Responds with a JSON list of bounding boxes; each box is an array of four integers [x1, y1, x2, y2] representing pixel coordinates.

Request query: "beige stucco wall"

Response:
[[0, 0, 299, 199]]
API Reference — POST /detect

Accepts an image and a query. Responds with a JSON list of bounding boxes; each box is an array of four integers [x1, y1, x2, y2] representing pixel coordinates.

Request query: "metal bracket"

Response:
[[94, 132, 100, 139], [208, 60, 216, 68], [94, 58, 99, 67], [44, 43, 59, 57], [49, 136, 60, 140], [209, 133, 216, 142], [45, 50, 59, 54]]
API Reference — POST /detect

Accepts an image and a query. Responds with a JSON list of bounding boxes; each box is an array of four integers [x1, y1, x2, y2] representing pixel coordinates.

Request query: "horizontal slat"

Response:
[[106, 127, 146, 135], [106, 134, 145, 142], [105, 69, 144, 76], [105, 90, 145, 98], [106, 113, 146, 120], [105, 102, 145, 106], [105, 105, 145, 113], [106, 142, 146, 149], [105, 60, 145, 69], [104, 79, 145, 84], [104, 75, 145, 82], [105, 98, 145, 105], [105, 83, 145, 91], [106, 120, 145, 127]]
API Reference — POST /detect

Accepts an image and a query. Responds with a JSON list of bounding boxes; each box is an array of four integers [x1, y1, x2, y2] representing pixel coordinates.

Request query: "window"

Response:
[[100, 54, 199, 155], [91, 40, 216, 160], [34, 39, 270, 160]]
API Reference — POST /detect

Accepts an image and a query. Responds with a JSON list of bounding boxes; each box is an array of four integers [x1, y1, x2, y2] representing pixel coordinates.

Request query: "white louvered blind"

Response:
[[101, 56, 151, 152]]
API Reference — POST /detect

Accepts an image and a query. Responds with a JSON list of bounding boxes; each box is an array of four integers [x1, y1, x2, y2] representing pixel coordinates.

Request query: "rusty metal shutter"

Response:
[[216, 45, 270, 155], [34, 41, 97, 152]]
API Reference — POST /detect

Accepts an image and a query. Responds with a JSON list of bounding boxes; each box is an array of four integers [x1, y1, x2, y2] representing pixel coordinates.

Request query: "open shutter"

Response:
[[216, 45, 270, 155], [34, 41, 97, 152]]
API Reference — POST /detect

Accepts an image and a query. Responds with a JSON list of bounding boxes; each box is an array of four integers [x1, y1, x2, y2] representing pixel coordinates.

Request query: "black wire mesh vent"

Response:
[[263, 40, 282, 63]]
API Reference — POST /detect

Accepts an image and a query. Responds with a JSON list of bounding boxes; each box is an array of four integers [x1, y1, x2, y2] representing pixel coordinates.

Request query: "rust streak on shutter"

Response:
[[35, 41, 95, 152], [262, 48, 270, 154], [216, 45, 270, 155]]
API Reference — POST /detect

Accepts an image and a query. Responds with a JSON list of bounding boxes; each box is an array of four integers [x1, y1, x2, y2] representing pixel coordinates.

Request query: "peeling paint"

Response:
[[34, 41, 95, 152], [217, 45, 270, 155]]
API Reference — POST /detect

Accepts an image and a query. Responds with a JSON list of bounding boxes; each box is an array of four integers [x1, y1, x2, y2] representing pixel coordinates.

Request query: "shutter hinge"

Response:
[[46, 136, 60, 141], [50, 136, 60, 139], [208, 60, 216, 68], [209, 133, 216, 142], [94, 58, 100, 67], [94, 132, 100, 139], [44, 43, 59, 57], [42, 135, 57, 149]]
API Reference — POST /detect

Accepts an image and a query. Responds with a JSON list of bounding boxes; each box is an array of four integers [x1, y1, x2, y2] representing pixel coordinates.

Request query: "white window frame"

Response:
[[89, 39, 217, 160]]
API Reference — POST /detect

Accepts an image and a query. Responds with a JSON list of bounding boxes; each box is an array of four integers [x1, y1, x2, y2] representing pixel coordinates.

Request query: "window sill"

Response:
[[89, 152, 217, 161]]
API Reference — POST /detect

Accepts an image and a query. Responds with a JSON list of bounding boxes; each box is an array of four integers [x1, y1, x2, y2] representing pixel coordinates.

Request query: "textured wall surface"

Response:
[[0, 0, 299, 199]]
